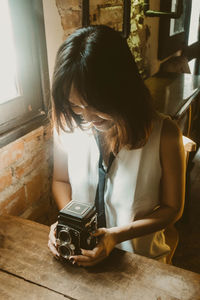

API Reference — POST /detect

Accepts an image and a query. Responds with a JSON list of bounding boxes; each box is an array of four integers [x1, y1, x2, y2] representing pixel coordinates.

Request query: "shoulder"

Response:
[[160, 118, 185, 166], [161, 117, 182, 146], [149, 113, 182, 146], [153, 112, 181, 139]]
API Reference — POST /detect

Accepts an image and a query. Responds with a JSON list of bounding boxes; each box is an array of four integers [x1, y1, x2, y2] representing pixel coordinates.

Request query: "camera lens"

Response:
[[59, 244, 72, 259], [59, 228, 71, 243]]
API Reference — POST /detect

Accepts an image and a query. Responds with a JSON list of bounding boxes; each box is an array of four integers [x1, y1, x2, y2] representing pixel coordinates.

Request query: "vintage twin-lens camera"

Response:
[[56, 201, 97, 259]]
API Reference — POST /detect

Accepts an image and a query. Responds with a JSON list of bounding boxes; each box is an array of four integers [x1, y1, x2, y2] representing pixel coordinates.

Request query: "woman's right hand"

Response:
[[48, 221, 60, 259]]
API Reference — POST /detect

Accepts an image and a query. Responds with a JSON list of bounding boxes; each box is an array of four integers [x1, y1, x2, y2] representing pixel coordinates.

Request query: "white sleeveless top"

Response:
[[56, 114, 170, 260]]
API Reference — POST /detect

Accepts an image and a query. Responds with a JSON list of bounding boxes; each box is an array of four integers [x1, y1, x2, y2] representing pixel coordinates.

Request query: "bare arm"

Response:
[[52, 132, 72, 210]]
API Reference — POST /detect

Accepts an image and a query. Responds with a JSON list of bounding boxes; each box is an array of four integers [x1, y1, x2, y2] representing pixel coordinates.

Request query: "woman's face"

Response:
[[68, 84, 114, 132]]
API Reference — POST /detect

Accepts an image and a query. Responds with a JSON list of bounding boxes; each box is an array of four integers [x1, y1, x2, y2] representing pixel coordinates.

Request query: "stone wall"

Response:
[[127, 0, 148, 77]]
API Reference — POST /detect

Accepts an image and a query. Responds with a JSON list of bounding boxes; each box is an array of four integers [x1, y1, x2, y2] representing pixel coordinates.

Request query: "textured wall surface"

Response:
[[0, 124, 53, 224], [127, 0, 148, 77]]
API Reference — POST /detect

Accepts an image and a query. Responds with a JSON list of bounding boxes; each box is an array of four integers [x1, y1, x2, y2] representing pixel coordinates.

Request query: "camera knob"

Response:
[[56, 238, 60, 246], [87, 236, 92, 245], [70, 244, 75, 251]]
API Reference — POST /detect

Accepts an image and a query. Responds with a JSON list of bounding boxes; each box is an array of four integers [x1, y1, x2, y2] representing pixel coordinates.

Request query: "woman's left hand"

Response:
[[70, 227, 117, 267]]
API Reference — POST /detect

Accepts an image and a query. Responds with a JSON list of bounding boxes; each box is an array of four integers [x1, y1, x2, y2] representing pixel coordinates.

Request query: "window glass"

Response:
[[188, 58, 197, 74], [188, 0, 200, 45], [0, 0, 50, 147], [170, 0, 185, 37], [0, 0, 20, 104]]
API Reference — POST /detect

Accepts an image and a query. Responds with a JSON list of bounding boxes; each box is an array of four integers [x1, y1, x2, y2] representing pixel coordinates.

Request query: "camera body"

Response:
[[56, 201, 97, 259]]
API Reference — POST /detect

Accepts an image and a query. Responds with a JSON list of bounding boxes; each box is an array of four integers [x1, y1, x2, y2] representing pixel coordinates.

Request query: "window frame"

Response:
[[158, 0, 187, 60], [158, 0, 200, 75], [0, 0, 50, 147], [184, 0, 200, 74]]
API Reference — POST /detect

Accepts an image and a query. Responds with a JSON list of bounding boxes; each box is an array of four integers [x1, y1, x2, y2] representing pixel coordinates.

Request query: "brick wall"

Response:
[[56, 0, 147, 76], [0, 124, 55, 224]]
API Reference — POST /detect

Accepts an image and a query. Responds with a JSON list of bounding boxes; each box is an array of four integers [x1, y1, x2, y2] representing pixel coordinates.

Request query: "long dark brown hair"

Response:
[[52, 25, 155, 150]]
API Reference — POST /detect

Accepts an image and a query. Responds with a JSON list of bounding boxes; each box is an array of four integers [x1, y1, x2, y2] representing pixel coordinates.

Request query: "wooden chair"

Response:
[[165, 135, 196, 264]]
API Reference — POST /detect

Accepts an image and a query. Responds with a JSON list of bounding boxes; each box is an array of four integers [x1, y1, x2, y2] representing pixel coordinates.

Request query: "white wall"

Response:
[[42, 0, 63, 84]]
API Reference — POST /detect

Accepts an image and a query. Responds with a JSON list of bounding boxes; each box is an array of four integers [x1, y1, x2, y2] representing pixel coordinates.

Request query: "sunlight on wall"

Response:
[[0, 0, 20, 104], [188, 0, 200, 46]]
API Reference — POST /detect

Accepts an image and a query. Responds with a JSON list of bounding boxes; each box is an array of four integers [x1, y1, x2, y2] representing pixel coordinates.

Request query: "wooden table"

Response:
[[0, 215, 200, 299]]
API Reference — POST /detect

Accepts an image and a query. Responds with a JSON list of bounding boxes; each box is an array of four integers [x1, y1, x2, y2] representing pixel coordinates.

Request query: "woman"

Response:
[[48, 25, 185, 266]]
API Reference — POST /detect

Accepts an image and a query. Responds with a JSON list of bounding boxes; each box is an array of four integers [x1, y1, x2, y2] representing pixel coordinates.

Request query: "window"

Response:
[[0, 0, 50, 147], [187, 0, 200, 46], [185, 0, 200, 74], [158, 0, 200, 75], [158, 0, 187, 60], [0, 0, 19, 105]]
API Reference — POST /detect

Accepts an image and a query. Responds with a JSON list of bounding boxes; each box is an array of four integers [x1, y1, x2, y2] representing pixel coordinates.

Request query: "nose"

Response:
[[82, 107, 96, 122]]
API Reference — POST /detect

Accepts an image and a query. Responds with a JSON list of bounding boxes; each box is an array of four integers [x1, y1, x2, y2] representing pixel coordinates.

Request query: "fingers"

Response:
[[49, 222, 58, 245], [48, 239, 59, 258], [71, 243, 107, 266], [71, 254, 105, 266], [73, 249, 104, 262], [48, 222, 59, 259], [92, 228, 106, 237], [75, 255, 105, 267], [80, 245, 104, 258], [47, 224, 109, 266], [70, 228, 110, 267]]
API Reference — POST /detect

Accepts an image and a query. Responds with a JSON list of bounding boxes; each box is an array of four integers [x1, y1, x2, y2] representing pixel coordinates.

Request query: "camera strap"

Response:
[[94, 133, 115, 228]]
